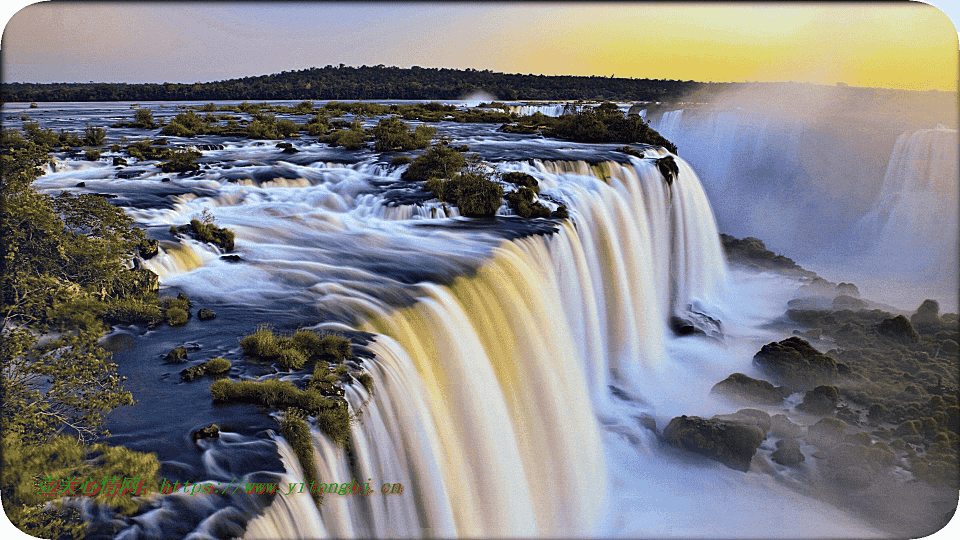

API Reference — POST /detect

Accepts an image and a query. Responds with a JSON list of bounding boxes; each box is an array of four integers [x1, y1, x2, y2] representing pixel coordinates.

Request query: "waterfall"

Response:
[[247, 156, 730, 538]]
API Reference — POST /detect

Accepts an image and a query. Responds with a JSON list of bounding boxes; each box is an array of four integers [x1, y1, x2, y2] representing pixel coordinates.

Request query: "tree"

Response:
[[1, 128, 160, 538]]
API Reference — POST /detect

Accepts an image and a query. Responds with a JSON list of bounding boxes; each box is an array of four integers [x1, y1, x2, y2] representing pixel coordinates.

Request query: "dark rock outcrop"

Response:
[[712, 409, 771, 437], [711, 373, 790, 405], [832, 295, 866, 310], [197, 308, 217, 321], [753, 337, 849, 390], [878, 315, 919, 343], [165, 346, 188, 363], [797, 385, 840, 415], [662, 415, 765, 472]]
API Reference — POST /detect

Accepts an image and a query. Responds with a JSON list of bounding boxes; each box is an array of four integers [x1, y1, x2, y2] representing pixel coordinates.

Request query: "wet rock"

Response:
[[753, 337, 849, 390], [165, 346, 188, 363], [662, 415, 765, 472], [197, 308, 216, 321], [712, 409, 771, 437], [112, 157, 128, 166], [805, 417, 847, 448], [180, 365, 206, 381], [832, 295, 866, 310], [76, 181, 86, 187], [655, 155, 679, 185], [194, 144, 224, 151], [711, 373, 790, 405], [878, 315, 919, 343], [771, 438, 805, 466], [797, 385, 840, 415], [192, 424, 220, 441], [635, 413, 657, 433], [116, 170, 141, 179], [220, 255, 243, 263], [770, 414, 806, 439]]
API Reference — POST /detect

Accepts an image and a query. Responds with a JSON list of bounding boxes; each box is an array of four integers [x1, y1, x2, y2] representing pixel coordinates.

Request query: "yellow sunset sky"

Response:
[[1, 2, 958, 91]]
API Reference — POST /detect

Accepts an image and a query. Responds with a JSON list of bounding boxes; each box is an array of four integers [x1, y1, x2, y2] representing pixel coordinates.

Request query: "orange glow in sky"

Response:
[[2, 2, 957, 91]]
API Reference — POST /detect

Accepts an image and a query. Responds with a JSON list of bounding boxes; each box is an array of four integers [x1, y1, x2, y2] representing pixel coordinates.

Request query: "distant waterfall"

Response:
[[857, 127, 959, 282], [248, 157, 728, 538]]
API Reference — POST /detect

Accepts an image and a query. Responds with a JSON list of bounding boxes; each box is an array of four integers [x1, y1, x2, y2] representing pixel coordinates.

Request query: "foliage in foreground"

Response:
[[1, 129, 162, 538]]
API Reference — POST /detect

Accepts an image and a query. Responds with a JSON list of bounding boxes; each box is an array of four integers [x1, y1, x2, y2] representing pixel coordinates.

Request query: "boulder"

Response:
[[180, 365, 206, 381], [662, 415, 765, 472], [770, 414, 806, 439], [832, 295, 866, 310], [112, 157, 128, 166], [165, 346, 188, 363], [805, 417, 847, 448], [197, 308, 217, 321], [878, 315, 919, 343], [220, 255, 243, 263], [771, 438, 805, 466], [797, 385, 840, 415], [712, 409, 771, 437], [76, 181, 86, 187], [911, 299, 943, 333], [753, 337, 849, 390], [711, 373, 790, 405]]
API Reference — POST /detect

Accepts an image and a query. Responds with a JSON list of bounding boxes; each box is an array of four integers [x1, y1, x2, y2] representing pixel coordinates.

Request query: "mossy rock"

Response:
[[805, 417, 847, 448], [662, 415, 765, 472], [197, 308, 216, 321], [711, 373, 790, 405], [711, 409, 771, 437], [164, 346, 188, 363], [753, 337, 849, 390], [878, 315, 919, 343], [770, 414, 806, 439], [192, 424, 220, 441], [797, 385, 840, 415]]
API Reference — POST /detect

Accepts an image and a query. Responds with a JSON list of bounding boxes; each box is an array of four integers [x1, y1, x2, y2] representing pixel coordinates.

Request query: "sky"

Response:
[[1, 1, 957, 91]]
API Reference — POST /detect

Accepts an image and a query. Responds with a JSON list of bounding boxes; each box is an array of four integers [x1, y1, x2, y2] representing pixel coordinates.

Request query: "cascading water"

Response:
[[649, 106, 959, 311]]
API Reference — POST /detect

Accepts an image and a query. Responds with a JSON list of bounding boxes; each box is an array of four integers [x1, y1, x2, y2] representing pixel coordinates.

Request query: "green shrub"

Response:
[[83, 124, 107, 148], [209, 379, 350, 444], [204, 357, 231, 374], [391, 155, 412, 165], [278, 348, 307, 370], [552, 205, 569, 219], [319, 335, 352, 363], [240, 327, 282, 358], [501, 172, 539, 193], [132, 108, 157, 129], [505, 187, 551, 218], [84, 149, 101, 161], [188, 219, 235, 252], [290, 330, 322, 358], [355, 373, 374, 394], [159, 149, 201, 173], [279, 410, 322, 507], [166, 307, 188, 326], [429, 172, 504, 218], [400, 142, 466, 183]]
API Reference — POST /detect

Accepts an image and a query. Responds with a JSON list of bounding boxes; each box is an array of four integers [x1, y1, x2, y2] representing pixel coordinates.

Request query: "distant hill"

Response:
[[2, 65, 955, 125]]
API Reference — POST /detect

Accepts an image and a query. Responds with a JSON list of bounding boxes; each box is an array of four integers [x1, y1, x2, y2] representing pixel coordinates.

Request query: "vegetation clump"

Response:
[[171, 211, 236, 252], [209, 379, 351, 446], [181, 357, 231, 381], [158, 149, 201, 173], [371, 116, 436, 151], [400, 141, 467, 183], [279, 410, 323, 507], [505, 186, 551, 219]]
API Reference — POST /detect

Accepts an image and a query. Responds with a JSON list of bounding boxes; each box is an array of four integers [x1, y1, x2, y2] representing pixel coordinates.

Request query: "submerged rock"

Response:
[[662, 415, 765, 472], [711, 373, 790, 405], [753, 337, 849, 390]]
